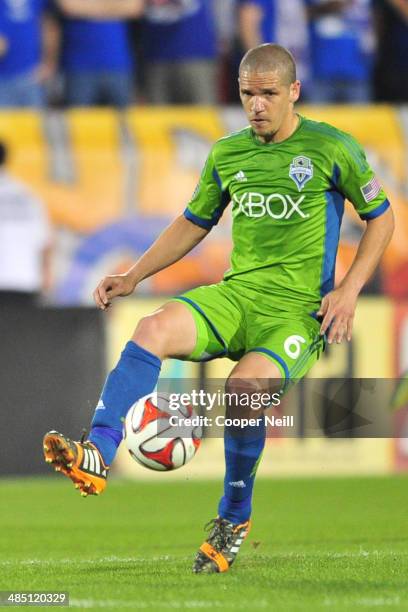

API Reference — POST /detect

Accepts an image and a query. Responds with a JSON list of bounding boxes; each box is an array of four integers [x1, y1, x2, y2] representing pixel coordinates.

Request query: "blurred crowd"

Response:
[[0, 0, 407, 108]]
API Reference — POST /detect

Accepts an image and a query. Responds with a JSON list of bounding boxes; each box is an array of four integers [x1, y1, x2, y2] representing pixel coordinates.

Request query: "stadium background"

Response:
[[1, 2, 408, 609]]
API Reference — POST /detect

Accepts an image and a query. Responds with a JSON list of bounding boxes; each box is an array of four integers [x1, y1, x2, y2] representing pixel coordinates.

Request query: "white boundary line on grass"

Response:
[[69, 599, 270, 609], [1, 550, 408, 567], [323, 596, 401, 608], [0, 555, 185, 566]]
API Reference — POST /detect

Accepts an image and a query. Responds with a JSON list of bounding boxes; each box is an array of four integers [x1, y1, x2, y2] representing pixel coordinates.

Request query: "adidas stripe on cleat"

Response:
[[42, 430, 109, 496], [192, 517, 251, 574]]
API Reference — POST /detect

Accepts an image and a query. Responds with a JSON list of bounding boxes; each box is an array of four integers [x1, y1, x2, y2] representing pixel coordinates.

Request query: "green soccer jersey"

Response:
[[184, 115, 390, 314]]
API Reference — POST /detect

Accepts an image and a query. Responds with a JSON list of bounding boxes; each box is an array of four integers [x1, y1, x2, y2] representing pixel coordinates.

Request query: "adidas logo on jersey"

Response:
[[234, 170, 247, 182]]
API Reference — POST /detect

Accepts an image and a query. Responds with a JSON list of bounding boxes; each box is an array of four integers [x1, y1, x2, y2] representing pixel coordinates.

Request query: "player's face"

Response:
[[239, 70, 300, 142]]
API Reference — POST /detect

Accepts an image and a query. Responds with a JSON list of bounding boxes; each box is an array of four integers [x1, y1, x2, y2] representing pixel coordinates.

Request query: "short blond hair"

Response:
[[239, 43, 297, 85]]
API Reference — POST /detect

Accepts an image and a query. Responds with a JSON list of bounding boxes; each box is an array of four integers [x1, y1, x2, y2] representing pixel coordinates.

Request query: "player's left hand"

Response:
[[317, 286, 358, 344]]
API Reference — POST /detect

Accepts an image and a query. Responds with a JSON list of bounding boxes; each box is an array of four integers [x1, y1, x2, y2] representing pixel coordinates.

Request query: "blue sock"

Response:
[[218, 417, 266, 524], [89, 341, 161, 465]]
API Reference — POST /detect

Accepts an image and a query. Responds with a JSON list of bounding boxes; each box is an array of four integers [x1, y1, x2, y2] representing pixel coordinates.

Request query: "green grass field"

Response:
[[0, 475, 407, 611]]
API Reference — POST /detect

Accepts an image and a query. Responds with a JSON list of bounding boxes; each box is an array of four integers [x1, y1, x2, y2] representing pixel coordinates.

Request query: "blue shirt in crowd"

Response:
[[0, 0, 48, 77], [143, 0, 217, 62], [306, 0, 374, 81], [237, 0, 276, 42], [61, 19, 133, 73], [237, 0, 310, 85]]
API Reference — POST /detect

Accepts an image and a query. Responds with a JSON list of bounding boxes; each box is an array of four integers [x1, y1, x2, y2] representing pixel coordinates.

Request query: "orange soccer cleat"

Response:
[[192, 517, 251, 573], [43, 430, 109, 497]]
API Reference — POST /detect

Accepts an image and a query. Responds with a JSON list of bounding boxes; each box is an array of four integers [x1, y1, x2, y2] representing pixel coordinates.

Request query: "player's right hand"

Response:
[[93, 274, 136, 310]]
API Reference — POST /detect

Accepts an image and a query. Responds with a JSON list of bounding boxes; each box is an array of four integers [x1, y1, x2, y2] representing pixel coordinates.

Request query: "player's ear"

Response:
[[289, 81, 301, 103]]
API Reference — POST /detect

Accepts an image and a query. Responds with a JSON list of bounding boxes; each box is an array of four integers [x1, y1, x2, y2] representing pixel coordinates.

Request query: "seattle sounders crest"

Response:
[[289, 156, 313, 191]]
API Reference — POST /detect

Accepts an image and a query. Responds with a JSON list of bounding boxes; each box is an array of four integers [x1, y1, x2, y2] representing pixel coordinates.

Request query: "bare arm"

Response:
[[37, 13, 60, 82], [0, 35, 8, 57], [307, 1, 352, 19], [318, 207, 395, 343], [238, 3, 263, 50], [94, 215, 209, 310], [57, 0, 144, 20], [41, 242, 54, 294], [386, 0, 408, 23], [127, 215, 208, 284], [339, 208, 395, 295]]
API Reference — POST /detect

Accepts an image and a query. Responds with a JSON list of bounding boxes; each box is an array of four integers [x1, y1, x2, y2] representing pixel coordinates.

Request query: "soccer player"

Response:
[[43, 44, 394, 574]]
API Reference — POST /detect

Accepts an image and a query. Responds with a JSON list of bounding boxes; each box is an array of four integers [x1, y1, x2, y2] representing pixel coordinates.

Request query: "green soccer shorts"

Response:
[[171, 278, 325, 386]]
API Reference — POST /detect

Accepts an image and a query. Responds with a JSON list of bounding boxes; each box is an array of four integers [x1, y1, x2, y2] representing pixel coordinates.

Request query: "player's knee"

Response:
[[225, 376, 262, 419], [132, 313, 172, 358], [225, 375, 258, 398], [225, 373, 282, 418]]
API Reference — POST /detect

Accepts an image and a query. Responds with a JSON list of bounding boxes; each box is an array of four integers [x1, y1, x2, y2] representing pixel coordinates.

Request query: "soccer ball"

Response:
[[123, 392, 202, 471]]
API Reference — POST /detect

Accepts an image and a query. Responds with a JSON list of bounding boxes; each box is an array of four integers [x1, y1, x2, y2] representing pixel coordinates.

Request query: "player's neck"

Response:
[[256, 112, 300, 145]]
